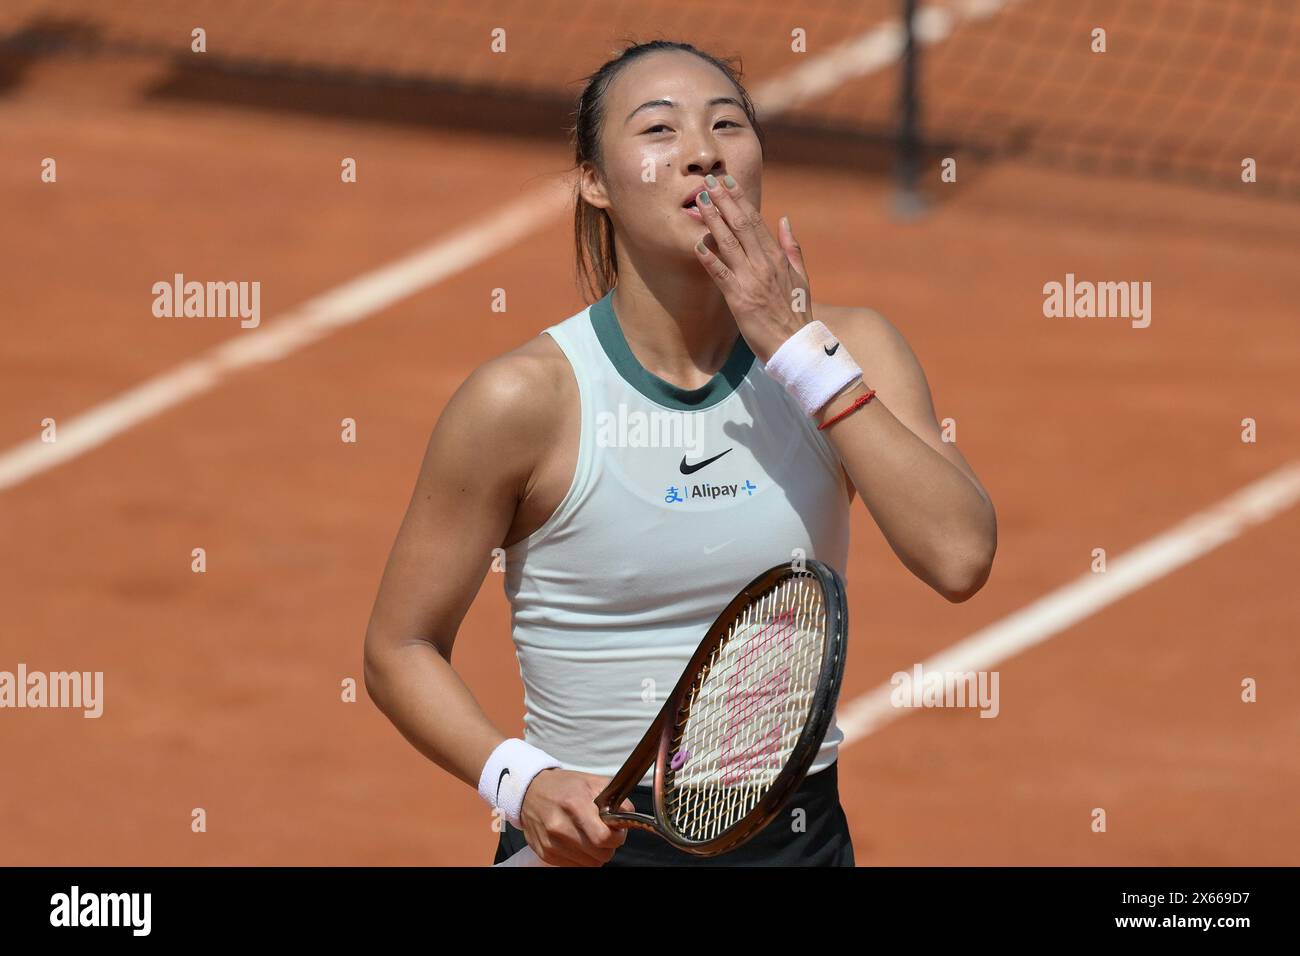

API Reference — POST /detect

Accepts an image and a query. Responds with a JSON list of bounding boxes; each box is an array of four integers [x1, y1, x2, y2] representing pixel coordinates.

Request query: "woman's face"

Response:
[[584, 51, 764, 261]]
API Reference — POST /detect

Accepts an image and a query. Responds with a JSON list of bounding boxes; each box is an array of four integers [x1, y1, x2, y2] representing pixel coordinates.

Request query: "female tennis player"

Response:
[[363, 40, 996, 867]]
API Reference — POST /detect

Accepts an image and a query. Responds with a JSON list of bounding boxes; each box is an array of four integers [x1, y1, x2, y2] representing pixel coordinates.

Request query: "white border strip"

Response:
[[0, 188, 566, 492], [839, 460, 1300, 741]]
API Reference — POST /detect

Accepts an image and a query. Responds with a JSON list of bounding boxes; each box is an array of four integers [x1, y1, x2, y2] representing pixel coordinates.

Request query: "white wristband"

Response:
[[763, 320, 863, 417], [478, 738, 561, 828]]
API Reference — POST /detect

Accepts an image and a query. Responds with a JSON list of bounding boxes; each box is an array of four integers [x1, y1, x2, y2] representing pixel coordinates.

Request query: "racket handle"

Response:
[[493, 845, 554, 867], [597, 807, 659, 832]]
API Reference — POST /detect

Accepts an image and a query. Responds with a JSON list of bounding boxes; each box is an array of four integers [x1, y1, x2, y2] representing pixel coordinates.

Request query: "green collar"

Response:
[[589, 290, 754, 411]]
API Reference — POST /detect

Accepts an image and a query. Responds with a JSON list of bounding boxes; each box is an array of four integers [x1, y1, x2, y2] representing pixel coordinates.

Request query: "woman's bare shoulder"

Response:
[[432, 333, 574, 480], [813, 300, 891, 336], [453, 333, 572, 417]]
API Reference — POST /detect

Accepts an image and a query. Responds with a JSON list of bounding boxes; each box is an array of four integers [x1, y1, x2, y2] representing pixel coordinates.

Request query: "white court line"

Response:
[[838, 460, 1300, 742], [0, 187, 567, 492]]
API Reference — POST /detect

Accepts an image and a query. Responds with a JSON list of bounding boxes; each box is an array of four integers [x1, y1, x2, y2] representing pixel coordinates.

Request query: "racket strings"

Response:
[[663, 574, 827, 842]]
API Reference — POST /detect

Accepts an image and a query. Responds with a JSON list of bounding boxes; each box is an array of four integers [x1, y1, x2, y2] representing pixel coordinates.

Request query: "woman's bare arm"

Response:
[[362, 346, 558, 788], [683, 178, 993, 603], [362, 339, 630, 865], [820, 307, 997, 603]]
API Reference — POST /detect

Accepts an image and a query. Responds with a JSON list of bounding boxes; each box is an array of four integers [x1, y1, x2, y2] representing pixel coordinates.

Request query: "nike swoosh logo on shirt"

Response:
[[679, 448, 733, 474], [824, 342, 840, 356]]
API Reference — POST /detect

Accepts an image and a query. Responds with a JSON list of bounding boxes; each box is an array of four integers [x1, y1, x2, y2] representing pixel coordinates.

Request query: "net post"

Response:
[[893, 0, 927, 218]]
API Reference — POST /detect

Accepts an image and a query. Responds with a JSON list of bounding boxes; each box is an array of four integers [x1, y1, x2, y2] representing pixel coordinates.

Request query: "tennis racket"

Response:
[[495, 558, 847, 867]]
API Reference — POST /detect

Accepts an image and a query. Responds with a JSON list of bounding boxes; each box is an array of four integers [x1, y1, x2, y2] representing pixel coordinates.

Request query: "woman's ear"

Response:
[[578, 162, 611, 211]]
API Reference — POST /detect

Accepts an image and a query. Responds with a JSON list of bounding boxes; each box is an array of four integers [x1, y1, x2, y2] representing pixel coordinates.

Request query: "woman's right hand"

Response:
[[519, 769, 636, 866]]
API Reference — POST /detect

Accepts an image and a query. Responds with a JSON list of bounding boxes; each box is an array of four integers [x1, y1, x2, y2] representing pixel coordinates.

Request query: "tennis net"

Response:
[[1, 0, 1296, 198]]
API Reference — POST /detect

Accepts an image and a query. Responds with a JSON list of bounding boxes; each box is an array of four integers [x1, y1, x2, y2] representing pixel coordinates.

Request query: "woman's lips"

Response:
[[682, 204, 704, 221]]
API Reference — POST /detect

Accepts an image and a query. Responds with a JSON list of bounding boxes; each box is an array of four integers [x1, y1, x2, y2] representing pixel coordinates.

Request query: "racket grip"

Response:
[[597, 807, 659, 832], [493, 845, 554, 868]]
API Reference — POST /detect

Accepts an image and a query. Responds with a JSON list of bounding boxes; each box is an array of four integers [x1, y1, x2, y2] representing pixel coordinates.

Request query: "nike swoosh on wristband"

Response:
[[824, 342, 840, 356], [496, 768, 510, 802], [679, 448, 733, 474]]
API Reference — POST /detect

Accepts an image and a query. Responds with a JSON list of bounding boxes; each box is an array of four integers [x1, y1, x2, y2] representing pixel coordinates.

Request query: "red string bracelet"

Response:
[[817, 388, 876, 431]]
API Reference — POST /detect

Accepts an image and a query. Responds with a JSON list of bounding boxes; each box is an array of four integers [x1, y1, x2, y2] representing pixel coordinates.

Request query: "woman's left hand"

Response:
[[692, 174, 811, 364]]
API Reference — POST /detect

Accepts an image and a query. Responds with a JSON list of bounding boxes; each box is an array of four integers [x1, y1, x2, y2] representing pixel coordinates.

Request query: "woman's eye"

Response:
[[644, 120, 743, 134]]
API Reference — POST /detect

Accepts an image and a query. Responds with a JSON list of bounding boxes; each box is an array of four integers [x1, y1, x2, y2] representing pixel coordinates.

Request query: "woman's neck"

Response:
[[609, 271, 740, 390]]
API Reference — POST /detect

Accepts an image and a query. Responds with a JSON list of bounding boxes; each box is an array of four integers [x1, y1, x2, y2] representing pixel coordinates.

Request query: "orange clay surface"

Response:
[[1, 50, 1297, 866]]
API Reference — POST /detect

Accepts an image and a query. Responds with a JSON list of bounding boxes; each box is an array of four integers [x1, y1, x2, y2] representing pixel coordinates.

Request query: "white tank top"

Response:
[[503, 290, 850, 785]]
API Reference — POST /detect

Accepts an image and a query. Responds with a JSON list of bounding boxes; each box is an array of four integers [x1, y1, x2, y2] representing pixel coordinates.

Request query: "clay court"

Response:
[[1, 0, 1297, 866]]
